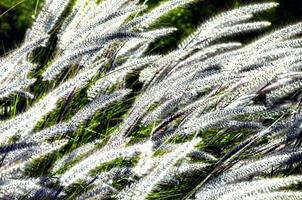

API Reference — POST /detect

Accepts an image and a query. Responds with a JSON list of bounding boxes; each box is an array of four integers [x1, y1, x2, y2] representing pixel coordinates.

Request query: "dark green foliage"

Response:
[[0, 0, 42, 55]]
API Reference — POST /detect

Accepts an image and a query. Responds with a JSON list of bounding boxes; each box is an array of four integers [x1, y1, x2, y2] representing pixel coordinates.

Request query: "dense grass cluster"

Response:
[[1, 0, 302, 199]]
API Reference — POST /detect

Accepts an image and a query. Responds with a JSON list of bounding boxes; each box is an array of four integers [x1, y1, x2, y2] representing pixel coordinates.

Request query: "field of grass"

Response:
[[1, 0, 302, 199]]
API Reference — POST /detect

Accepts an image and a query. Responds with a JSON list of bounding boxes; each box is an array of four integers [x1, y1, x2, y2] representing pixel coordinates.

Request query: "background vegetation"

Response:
[[1, 0, 302, 55]]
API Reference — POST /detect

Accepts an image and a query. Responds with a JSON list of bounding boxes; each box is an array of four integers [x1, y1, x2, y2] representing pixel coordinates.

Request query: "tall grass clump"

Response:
[[1, 0, 302, 199]]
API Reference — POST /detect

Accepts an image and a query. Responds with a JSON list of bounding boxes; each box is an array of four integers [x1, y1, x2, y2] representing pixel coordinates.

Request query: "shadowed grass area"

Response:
[[0, 0, 42, 55]]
